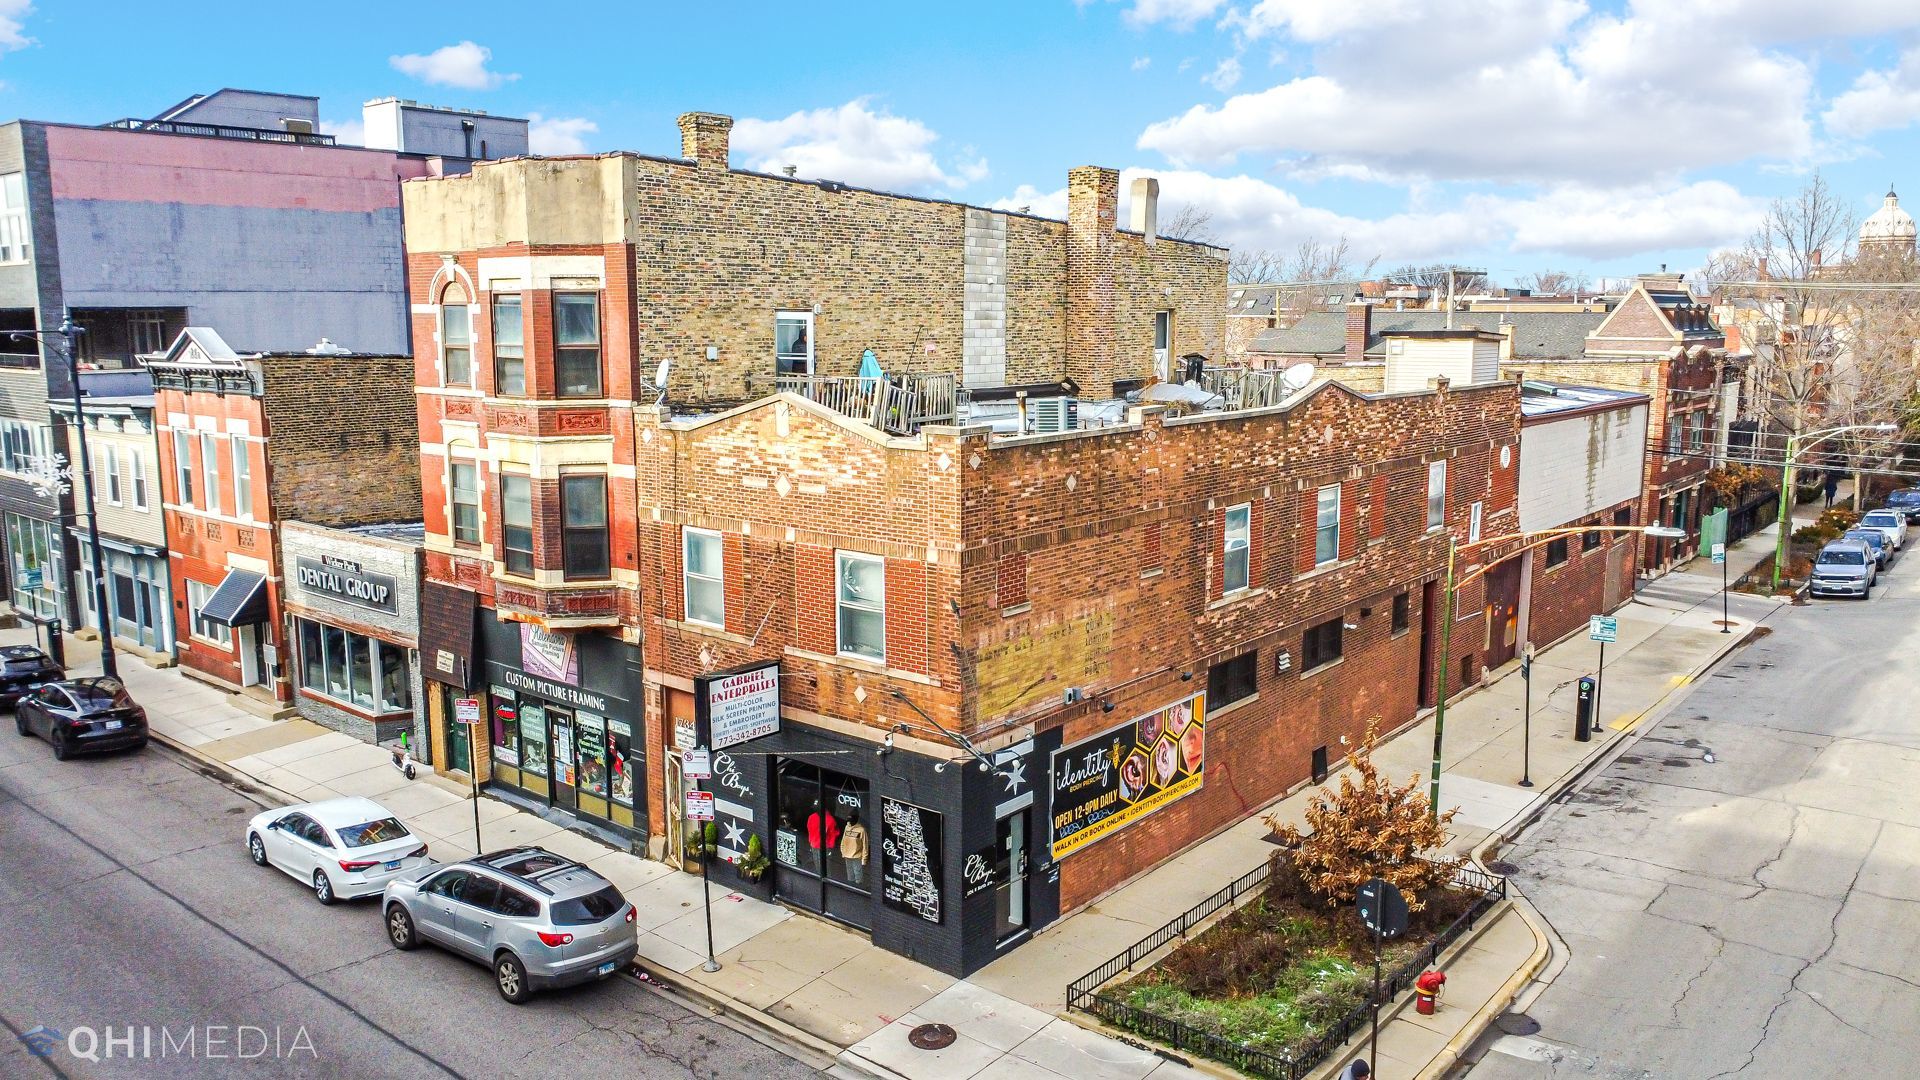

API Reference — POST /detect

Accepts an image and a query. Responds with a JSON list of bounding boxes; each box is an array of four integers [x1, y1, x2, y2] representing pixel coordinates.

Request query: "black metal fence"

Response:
[[1066, 862, 1508, 1080]]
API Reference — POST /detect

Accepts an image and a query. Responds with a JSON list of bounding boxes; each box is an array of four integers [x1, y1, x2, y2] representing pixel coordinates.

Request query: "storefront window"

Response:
[[608, 718, 634, 806], [379, 642, 410, 713], [295, 618, 411, 716], [518, 702, 549, 778], [576, 711, 609, 798], [349, 635, 373, 708], [489, 686, 520, 766], [301, 621, 324, 691], [774, 760, 872, 929], [6, 512, 64, 622]]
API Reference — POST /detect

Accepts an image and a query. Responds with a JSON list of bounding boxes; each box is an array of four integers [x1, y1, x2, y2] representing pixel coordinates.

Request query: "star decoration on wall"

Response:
[[722, 819, 746, 848], [999, 758, 1028, 794]]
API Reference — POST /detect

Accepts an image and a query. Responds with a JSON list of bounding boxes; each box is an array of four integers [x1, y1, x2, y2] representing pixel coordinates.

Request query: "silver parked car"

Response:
[[382, 847, 638, 1003], [1809, 539, 1877, 599]]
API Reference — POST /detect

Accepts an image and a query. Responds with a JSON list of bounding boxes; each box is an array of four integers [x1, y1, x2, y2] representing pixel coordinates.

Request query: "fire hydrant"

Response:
[[1415, 969, 1447, 1015]]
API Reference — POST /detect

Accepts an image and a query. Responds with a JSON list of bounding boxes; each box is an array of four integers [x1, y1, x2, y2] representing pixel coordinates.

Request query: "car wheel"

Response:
[[248, 833, 268, 867], [494, 952, 531, 1004], [312, 869, 336, 905], [51, 730, 71, 761], [13, 710, 27, 736], [386, 905, 418, 951]]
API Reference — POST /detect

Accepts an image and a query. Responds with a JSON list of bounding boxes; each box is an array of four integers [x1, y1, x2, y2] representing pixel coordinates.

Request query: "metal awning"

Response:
[[199, 569, 269, 627]]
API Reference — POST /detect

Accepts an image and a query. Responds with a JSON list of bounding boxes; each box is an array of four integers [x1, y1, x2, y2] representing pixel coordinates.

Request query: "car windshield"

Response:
[[1863, 513, 1897, 525], [1818, 548, 1865, 565], [66, 678, 130, 707], [336, 817, 410, 848], [549, 885, 625, 925]]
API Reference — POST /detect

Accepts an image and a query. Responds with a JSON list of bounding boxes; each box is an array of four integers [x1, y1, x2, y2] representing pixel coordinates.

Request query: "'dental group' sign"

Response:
[[294, 555, 398, 614]]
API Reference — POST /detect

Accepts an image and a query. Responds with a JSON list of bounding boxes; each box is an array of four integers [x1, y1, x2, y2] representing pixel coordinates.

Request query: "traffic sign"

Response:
[[19, 568, 40, 590], [1588, 615, 1617, 643], [1356, 878, 1408, 939], [683, 746, 711, 780], [1711, 542, 1726, 565], [454, 697, 481, 724], [684, 790, 715, 821]]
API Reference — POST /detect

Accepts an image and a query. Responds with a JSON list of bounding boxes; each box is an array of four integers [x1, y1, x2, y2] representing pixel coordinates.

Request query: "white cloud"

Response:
[[732, 98, 987, 192], [528, 113, 598, 155], [320, 117, 365, 147], [1204, 56, 1241, 92], [1133, 0, 1880, 184], [389, 41, 518, 91], [993, 168, 1763, 263], [0, 0, 32, 52], [1122, 0, 1227, 30], [1825, 46, 1920, 139], [1132, 56, 1153, 71]]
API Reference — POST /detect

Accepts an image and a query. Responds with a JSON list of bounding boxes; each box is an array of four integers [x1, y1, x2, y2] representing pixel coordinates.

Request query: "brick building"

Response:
[[633, 343, 1522, 974], [404, 111, 1227, 845], [148, 328, 419, 709]]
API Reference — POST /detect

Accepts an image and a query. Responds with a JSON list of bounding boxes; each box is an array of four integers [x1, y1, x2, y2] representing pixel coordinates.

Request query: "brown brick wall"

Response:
[[261, 353, 421, 526]]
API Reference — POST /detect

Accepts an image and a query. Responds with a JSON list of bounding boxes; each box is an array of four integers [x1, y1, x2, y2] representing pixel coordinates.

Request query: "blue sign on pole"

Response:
[[19, 568, 41, 591], [1588, 615, 1617, 643]]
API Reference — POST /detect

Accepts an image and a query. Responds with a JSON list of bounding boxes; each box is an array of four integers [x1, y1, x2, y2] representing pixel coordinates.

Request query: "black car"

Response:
[[14, 677, 148, 759], [0, 645, 63, 708], [1885, 488, 1920, 525]]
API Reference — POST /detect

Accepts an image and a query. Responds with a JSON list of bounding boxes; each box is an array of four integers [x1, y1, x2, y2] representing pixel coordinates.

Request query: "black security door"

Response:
[[771, 760, 871, 930]]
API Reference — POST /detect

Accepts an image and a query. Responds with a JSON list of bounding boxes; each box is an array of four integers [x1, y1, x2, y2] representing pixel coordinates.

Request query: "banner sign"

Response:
[[1050, 692, 1206, 860], [697, 661, 780, 750]]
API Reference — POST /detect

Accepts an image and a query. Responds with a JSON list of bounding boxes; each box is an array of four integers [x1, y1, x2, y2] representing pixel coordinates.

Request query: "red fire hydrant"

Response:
[[1415, 970, 1447, 1015]]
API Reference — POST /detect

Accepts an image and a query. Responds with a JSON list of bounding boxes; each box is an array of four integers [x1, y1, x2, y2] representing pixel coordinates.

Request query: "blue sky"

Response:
[[6, 0, 1920, 283]]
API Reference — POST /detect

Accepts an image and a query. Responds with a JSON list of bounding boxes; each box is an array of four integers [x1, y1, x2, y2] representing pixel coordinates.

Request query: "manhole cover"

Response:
[[1495, 1012, 1542, 1036], [1486, 860, 1521, 876], [908, 1024, 957, 1050]]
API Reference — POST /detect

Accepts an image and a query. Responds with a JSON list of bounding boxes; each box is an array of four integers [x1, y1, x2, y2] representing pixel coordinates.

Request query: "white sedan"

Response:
[[1858, 509, 1909, 551], [245, 797, 431, 905]]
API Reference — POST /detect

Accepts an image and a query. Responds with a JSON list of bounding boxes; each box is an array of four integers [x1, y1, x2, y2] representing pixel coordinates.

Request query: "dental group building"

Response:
[[280, 520, 426, 749]]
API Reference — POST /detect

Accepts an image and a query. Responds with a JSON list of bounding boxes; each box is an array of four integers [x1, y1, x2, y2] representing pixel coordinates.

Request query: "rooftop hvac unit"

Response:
[[1030, 397, 1079, 435]]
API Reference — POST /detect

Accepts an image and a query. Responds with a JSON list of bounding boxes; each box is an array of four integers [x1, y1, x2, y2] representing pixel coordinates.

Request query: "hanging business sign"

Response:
[[293, 555, 399, 615], [696, 661, 781, 750], [1050, 692, 1207, 860]]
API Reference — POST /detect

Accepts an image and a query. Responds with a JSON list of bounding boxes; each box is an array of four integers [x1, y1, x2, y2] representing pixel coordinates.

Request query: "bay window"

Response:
[[501, 474, 533, 576], [492, 295, 524, 395], [562, 475, 609, 579], [554, 293, 601, 397], [297, 619, 412, 714]]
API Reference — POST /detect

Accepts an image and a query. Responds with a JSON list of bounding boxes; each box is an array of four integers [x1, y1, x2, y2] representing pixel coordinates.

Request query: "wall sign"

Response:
[[697, 661, 780, 750], [520, 624, 580, 684], [880, 798, 944, 925], [962, 843, 996, 899], [293, 555, 398, 614], [1050, 692, 1207, 860]]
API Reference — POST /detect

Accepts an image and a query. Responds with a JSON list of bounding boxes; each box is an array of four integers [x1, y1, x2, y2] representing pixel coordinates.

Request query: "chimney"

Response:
[[678, 112, 732, 171], [1811, 249, 1822, 270], [1129, 177, 1159, 246], [1345, 301, 1371, 363], [1066, 166, 1120, 395], [1756, 255, 1769, 281]]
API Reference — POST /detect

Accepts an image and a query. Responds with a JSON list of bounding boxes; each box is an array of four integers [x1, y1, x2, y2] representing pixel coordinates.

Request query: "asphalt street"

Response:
[[1460, 546, 1920, 1077], [0, 728, 823, 1079]]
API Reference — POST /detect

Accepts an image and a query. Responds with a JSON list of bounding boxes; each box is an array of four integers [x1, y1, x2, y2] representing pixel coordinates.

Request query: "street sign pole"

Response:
[[454, 697, 484, 854], [1596, 639, 1606, 734], [1356, 878, 1408, 1078], [1720, 545, 1731, 633], [1520, 650, 1534, 788], [1370, 916, 1382, 1072], [692, 700, 721, 974]]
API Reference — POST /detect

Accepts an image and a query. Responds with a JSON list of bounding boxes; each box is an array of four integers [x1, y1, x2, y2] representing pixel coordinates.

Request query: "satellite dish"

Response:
[[652, 360, 671, 406], [1282, 363, 1317, 392]]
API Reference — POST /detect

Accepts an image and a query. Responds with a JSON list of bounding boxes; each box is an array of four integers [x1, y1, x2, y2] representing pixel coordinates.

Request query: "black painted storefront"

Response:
[[476, 609, 648, 838], [697, 716, 1064, 977]]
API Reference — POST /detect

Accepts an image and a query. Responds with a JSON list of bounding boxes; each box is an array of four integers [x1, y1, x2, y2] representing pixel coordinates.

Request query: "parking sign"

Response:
[[1588, 615, 1617, 643]]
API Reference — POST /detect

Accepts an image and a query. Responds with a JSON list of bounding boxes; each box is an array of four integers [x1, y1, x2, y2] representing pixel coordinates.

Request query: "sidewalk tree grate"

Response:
[[908, 1024, 956, 1050]]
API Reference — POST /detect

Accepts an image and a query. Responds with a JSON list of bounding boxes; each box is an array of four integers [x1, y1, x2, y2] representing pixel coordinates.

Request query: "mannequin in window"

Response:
[[840, 811, 869, 886], [807, 797, 840, 853]]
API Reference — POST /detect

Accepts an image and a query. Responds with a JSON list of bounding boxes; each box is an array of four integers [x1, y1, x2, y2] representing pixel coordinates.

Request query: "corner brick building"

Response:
[[149, 328, 419, 709], [403, 112, 1227, 846]]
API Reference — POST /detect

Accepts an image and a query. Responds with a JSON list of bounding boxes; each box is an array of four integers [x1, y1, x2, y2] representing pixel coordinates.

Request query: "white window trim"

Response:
[[186, 579, 232, 648], [1222, 502, 1251, 595], [173, 429, 195, 508], [835, 550, 886, 663], [129, 447, 148, 511], [439, 299, 474, 387], [101, 443, 121, 506], [0, 172, 28, 265], [1315, 483, 1341, 566], [683, 527, 725, 628], [230, 434, 253, 521], [1426, 460, 1446, 531], [448, 454, 482, 545], [199, 432, 221, 516], [776, 310, 815, 376], [1468, 500, 1483, 544]]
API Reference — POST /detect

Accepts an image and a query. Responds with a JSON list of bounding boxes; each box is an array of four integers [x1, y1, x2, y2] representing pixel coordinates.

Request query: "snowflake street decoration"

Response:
[[23, 452, 71, 498]]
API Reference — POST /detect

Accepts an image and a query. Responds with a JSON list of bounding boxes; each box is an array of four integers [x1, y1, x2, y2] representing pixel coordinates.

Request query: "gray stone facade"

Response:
[[962, 208, 1007, 388], [280, 521, 426, 751]]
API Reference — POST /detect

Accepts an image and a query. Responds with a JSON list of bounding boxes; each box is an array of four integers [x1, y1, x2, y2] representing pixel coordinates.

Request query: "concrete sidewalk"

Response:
[[10, 508, 1804, 1080]]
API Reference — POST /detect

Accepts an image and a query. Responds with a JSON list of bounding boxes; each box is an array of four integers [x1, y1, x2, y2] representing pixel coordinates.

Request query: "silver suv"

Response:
[[382, 847, 638, 1003]]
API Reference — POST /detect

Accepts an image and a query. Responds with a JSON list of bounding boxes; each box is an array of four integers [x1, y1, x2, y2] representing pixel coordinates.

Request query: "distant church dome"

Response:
[[1860, 187, 1917, 251]]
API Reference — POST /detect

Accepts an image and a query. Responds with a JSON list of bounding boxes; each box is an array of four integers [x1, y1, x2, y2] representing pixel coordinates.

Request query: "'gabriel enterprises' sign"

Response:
[[1050, 692, 1207, 860], [294, 555, 398, 614], [696, 661, 781, 751]]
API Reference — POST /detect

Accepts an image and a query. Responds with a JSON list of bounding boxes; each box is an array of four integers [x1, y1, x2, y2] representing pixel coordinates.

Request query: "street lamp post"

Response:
[[1428, 523, 1685, 821], [1769, 423, 1898, 593], [10, 315, 117, 680]]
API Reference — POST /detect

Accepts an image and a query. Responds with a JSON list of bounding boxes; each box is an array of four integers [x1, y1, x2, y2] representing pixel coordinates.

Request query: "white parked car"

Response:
[[1857, 508, 1909, 551], [246, 797, 431, 905]]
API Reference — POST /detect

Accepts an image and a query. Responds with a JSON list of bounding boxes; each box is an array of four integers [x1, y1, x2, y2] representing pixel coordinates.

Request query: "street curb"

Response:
[[147, 729, 308, 811], [1410, 614, 1769, 1078]]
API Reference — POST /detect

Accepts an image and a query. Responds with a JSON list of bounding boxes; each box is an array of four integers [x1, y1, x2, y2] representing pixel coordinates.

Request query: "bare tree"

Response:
[[1385, 262, 1490, 296], [1521, 269, 1592, 295], [1159, 202, 1218, 245]]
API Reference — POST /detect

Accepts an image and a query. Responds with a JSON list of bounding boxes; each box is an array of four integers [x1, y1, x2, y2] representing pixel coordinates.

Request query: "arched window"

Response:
[[440, 282, 472, 386]]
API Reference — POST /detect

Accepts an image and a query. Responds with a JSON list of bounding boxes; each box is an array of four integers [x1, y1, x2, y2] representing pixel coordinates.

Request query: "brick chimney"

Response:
[[1128, 176, 1159, 246], [678, 112, 732, 171], [1345, 301, 1371, 363], [1810, 249, 1822, 270], [1067, 166, 1120, 395], [1756, 255, 1769, 281]]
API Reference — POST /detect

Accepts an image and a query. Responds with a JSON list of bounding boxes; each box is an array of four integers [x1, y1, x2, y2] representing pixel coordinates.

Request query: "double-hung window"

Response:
[[500, 475, 534, 576], [129, 448, 148, 511], [0, 173, 28, 263], [441, 292, 472, 385], [231, 436, 252, 520], [101, 444, 121, 505], [173, 429, 193, 506], [449, 460, 480, 544], [554, 293, 602, 397], [1426, 461, 1446, 530], [836, 552, 886, 662], [199, 432, 221, 515], [187, 580, 231, 647], [561, 475, 609, 579], [683, 528, 724, 627], [492, 295, 525, 395], [1223, 503, 1250, 594], [776, 311, 814, 376], [1315, 484, 1340, 565]]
